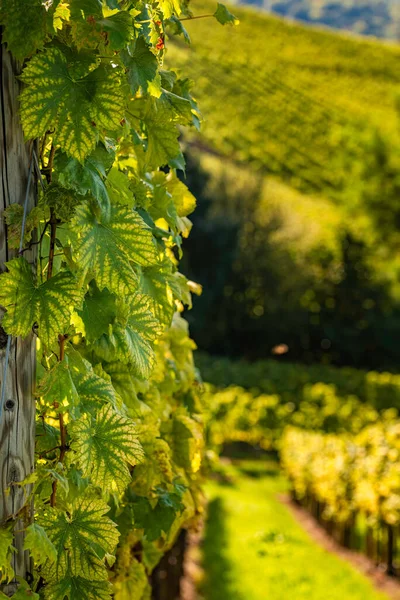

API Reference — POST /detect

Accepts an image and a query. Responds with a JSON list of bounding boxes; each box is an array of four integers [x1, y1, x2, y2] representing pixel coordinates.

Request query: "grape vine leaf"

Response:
[[121, 37, 159, 95], [132, 438, 173, 495], [55, 145, 115, 210], [0, 0, 49, 60], [38, 352, 117, 417], [77, 287, 117, 343], [112, 559, 149, 600], [23, 524, 57, 567], [172, 414, 203, 473], [69, 353, 118, 414], [42, 183, 82, 223], [53, 2, 71, 31], [130, 96, 184, 170], [168, 16, 191, 44], [214, 3, 239, 25], [20, 46, 124, 161], [4, 204, 44, 249], [140, 261, 175, 326], [93, 294, 163, 378], [1, 578, 39, 599], [166, 174, 196, 217], [105, 168, 134, 207], [38, 359, 80, 417], [157, 0, 181, 19], [159, 90, 193, 126], [72, 203, 158, 294], [103, 362, 150, 415], [42, 497, 119, 579], [132, 487, 184, 542], [96, 12, 133, 50], [141, 101, 183, 170], [0, 528, 14, 583], [45, 574, 112, 600], [70, 405, 144, 494], [0, 258, 83, 347]]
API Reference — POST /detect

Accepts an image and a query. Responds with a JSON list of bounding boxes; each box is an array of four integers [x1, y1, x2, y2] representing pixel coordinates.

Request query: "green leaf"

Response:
[[142, 540, 164, 571], [112, 559, 149, 600], [5, 578, 39, 599], [20, 46, 124, 161], [141, 100, 183, 169], [39, 351, 117, 417], [214, 3, 239, 25], [0, 0, 49, 60], [140, 261, 175, 326], [0, 258, 83, 346], [42, 183, 83, 223], [53, 2, 71, 31], [131, 438, 173, 495], [122, 37, 159, 95], [166, 173, 196, 217], [39, 359, 80, 416], [23, 524, 57, 567], [169, 272, 192, 308], [70, 353, 118, 415], [70, 405, 144, 494], [55, 145, 115, 209], [132, 488, 184, 542], [42, 497, 119, 579], [94, 294, 162, 378], [168, 16, 191, 44], [159, 90, 193, 126], [145, 121, 182, 171], [45, 574, 112, 600], [105, 168, 134, 207], [103, 362, 150, 415], [157, 0, 181, 19], [4, 204, 44, 250], [97, 12, 133, 50], [77, 287, 117, 343], [172, 413, 203, 473], [72, 203, 158, 295], [0, 527, 15, 583]]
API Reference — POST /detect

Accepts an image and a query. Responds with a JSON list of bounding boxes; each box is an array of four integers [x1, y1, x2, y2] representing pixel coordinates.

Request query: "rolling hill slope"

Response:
[[168, 1, 400, 204]]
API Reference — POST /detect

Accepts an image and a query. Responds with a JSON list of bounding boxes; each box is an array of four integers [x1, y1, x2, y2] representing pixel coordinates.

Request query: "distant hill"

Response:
[[235, 0, 400, 39], [169, 0, 400, 203]]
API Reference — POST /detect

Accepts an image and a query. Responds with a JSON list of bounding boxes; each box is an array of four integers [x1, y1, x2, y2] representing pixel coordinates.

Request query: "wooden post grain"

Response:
[[0, 32, 36, 595]]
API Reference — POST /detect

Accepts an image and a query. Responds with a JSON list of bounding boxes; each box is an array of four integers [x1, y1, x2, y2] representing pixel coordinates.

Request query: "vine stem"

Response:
[[47, 209, 57, 281], [19, 220, 50, 255], [50, 334, 68, 508], [47, 144, 55, 178], [179, 14, 214, 21]]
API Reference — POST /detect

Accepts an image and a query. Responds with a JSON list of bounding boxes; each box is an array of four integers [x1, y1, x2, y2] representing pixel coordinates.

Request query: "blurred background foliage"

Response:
[[167, 0, 400, 370]]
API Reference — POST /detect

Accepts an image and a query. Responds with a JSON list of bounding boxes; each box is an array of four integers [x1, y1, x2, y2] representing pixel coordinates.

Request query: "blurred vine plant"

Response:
[[0, 0, 237, 598]]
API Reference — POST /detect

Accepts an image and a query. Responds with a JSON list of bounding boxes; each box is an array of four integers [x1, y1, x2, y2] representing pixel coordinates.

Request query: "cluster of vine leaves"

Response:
[[0, 1, 237, 598]]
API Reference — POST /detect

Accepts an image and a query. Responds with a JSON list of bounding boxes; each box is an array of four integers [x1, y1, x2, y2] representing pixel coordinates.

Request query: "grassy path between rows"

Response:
[[200, 459, 387, 600]]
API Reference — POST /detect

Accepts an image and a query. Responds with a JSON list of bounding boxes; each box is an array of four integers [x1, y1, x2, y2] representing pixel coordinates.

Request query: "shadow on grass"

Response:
[[239, 466, 279, 479], [201, 497, 244, 600]]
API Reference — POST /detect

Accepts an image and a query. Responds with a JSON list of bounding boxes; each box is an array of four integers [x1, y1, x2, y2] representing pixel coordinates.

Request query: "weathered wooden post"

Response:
[[0, 31, 36, 595]]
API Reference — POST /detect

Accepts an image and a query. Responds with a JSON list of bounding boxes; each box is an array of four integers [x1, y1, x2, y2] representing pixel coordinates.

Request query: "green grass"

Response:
[[200, 460, 388, 600]]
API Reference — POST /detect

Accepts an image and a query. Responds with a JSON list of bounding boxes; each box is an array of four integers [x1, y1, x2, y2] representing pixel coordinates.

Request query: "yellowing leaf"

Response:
[[72, 203, 158, 294], [0, 258, 83, 347], [20, 46, 124, 161], [70, 405, 144, 494]]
